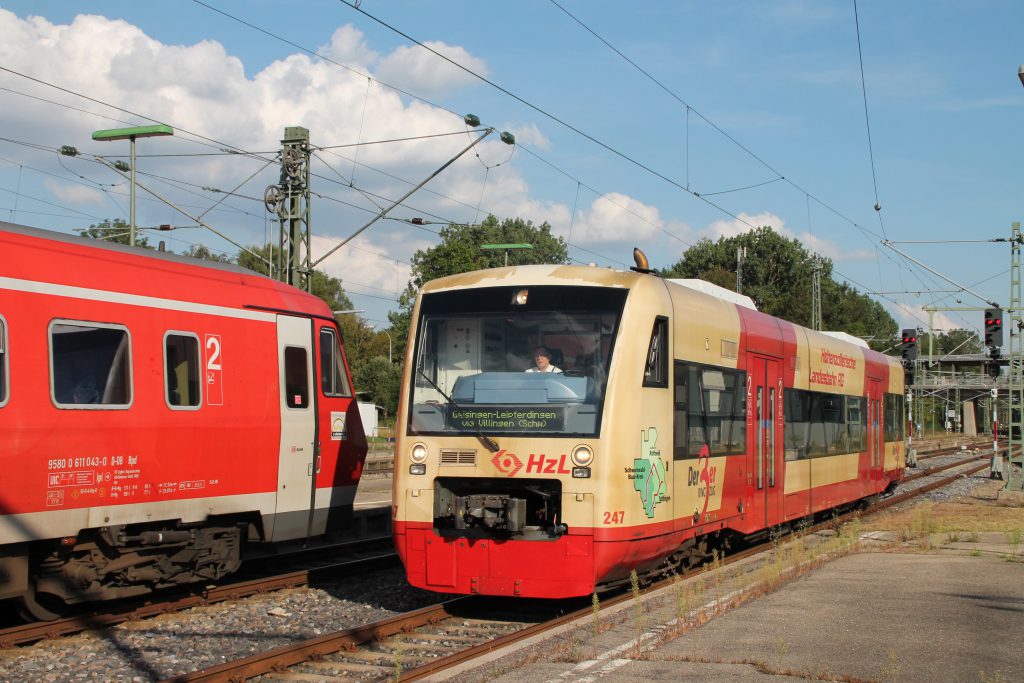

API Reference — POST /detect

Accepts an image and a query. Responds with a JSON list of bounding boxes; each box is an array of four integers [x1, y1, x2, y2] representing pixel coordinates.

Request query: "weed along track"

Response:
[[167, 448, 996, 683]]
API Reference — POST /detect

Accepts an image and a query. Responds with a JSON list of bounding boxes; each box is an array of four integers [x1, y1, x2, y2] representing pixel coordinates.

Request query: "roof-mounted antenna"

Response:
[[631, 247, 655, 274]]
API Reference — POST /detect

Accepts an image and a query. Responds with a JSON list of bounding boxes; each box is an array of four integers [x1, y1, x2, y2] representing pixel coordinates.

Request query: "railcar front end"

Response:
[[393, 263, 908, 600], [0, 223, 368, 619], [392, 277, 666, 598]]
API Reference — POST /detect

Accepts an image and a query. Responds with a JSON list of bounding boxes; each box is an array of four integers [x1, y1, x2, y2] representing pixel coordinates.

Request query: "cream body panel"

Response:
[[783, 453, 860, 494], [803, 329, 866, 395], [591, 276, 675, 528], [665, 281, 742, 371]]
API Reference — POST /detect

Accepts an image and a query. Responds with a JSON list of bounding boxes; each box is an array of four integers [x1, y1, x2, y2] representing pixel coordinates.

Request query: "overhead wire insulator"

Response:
[[59, 145, 78, 157], [464, 113, 481, 127], [113, 160, 130, 172], [500, 131, 516, 145], [263, 185, 281, 213], [282, 147, 304, 179]]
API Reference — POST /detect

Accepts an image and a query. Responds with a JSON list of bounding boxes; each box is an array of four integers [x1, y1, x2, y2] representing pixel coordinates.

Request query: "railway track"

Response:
[[912, 437, 991, 463], [165, 446, 995, 683], [0, 536, 397, 648]]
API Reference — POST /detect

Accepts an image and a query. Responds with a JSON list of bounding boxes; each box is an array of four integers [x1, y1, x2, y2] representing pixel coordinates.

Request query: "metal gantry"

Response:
[[1008, 222, 1023, 489], [265, 126, 312, 291]]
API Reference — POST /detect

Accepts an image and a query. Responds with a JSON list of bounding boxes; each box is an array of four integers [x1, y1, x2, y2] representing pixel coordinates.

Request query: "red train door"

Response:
[[867, 379, 883, 494], [309, 322, 365, 537], [750, 355, 783, 528], [272, 314, 318, 542]]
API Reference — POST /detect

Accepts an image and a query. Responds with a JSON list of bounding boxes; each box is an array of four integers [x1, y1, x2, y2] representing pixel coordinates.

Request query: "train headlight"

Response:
[[410, 442, 428, 464], [512, 288, 529, 305], [571, 444, 594, 467]]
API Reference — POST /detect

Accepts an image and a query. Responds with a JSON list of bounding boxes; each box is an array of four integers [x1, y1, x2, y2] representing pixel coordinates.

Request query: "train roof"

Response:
[[1, 221, 331, 317], [418, 261, 901, 372], [420, 263, 645, 293], [2, 222, 258, 276]]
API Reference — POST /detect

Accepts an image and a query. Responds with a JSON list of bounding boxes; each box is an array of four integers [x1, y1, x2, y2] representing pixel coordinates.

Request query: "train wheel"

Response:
[[15, 582, 66, 622]]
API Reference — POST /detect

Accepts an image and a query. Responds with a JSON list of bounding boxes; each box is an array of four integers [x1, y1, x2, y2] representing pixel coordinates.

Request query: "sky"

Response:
[[1, 1, 1022, 342]]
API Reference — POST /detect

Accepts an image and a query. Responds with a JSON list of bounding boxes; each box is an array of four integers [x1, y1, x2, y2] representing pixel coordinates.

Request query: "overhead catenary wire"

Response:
[[185, 0, 705, 266], [3, 6, 993, 331], [2, 133, 418, 302], [335, 0, 765, 238], [853, 0, 884, 228], [134, 2, 748, 270], [543, 0, 953, 314]]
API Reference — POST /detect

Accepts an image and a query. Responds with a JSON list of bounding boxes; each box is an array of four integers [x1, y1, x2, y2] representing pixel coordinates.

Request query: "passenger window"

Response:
[[675, 362, 746, 457], [785, 389, 865, 459], [284, 346, 309, 408], [673, 361, 687, 460], [0, 316, 7, 406], [165, 333, 201, 408], [884, 393, 904, 441], [320, 328, 352, 397], [643, 317, 669, 387], [51, 321, 132, 407], [847, 397, 866, 451]]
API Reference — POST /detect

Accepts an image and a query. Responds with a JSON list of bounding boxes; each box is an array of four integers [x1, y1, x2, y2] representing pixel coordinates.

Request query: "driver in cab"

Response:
[[526, 346, 562, 374]]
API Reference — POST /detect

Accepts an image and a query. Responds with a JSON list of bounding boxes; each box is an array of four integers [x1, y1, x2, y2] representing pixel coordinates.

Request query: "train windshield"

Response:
[[408, 285, 628, 437]]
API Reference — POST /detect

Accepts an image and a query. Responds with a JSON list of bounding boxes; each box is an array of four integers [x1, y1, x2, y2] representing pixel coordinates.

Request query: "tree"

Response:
[[353, 356, 403, 417], [662, 227, 898, 351], [79, 218, 153, 249], [336, 314, 377, 369], [920, 328, 982, 357], [236, 243, 355, 313], [180, 243, 235, 264], [389, 215, 570, 350]]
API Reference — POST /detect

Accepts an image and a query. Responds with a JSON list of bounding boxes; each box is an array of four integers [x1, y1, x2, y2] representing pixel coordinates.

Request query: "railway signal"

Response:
[[900, 329, 919, 361], [984, 307, 1003, 350], [900, 329, 918, 386]]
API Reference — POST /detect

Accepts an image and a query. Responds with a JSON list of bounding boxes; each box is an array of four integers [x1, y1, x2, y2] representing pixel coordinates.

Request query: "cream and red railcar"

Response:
[[393, 259, 904, 599], [0, 223, 367, 619]]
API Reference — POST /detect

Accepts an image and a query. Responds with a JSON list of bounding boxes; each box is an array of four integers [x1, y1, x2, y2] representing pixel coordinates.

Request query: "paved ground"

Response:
[[437, 535, 1024, 683], [354, 473, 392, 509]]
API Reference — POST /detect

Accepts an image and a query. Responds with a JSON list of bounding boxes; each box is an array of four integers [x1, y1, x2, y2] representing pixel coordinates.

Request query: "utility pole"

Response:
[[264, 126, 312, 291], [736, 246, 745, 295], [1008, 222, 1023, 490], [811, 255, 822, 331]]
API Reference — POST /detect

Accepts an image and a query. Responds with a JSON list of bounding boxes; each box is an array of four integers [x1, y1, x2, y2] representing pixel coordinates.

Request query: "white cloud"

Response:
[[310, 233, 411, 302], [0, 12, 487, 170], [889, 301, 952, 335], [375, 41, 487, 98], [44, 179, 107, 205], [703, 211, 784, 240], [0, 9, 509, 325], [700, 213, 873, 263], [501, 123, 550, 151], [317, 24, 379, 65], [572, 192, 668, 243]]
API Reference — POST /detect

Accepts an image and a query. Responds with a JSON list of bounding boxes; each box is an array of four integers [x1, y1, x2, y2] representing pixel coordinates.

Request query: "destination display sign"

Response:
[[449, 406, 565, 431]]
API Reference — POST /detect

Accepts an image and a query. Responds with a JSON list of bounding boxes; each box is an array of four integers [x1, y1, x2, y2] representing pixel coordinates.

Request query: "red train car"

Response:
[[393, 253, 905, 598], [0, 223, 367, 619]]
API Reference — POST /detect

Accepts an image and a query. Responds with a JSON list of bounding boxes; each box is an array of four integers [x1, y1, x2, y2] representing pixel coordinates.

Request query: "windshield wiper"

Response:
[[416, 367, 500, 453]]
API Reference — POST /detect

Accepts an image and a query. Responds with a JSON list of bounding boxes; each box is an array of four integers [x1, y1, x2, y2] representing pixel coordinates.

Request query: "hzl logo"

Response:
[[492, 450, 523, 477], [491, 450, 572, 477]]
